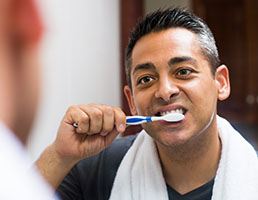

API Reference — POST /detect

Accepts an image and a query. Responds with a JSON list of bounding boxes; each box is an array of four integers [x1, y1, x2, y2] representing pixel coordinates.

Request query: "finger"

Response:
[[114, 107, 126, 133], [79, 105, 103, 135], [76, 110, 90, 134], [99, 105, 115, 136], [65, 106, 90, 133], [104, 128, 120, 147]]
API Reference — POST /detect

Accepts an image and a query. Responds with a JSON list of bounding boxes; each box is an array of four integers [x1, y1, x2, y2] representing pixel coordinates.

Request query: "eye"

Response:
[[137, 76, 155, 85], [175, 68, 194, 79]]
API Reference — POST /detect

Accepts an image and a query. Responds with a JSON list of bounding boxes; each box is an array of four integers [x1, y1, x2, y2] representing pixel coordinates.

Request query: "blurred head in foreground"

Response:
[[0, 0, 43, 144]]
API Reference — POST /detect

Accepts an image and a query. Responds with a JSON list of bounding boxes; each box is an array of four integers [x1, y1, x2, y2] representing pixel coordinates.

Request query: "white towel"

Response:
[[109, 116, 258, 200]]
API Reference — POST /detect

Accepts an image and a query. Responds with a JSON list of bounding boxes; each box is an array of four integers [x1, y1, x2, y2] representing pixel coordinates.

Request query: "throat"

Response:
[[156, 132, 221, 195]]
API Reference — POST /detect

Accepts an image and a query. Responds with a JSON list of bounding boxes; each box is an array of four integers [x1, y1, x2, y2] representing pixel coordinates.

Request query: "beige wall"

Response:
[[28, 0, 120, 160], [144, 0, 192, 14]]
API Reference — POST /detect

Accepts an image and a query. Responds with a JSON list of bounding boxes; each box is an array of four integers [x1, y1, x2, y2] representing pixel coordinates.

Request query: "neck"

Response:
[[156, 121, 221, 194], [0, 49, 27, 145], [0, 58, 14, 133]]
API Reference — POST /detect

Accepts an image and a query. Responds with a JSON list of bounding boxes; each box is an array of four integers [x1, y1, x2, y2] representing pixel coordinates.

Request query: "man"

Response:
[[36, 8, 258, 199], [0, 0, 55, 199]]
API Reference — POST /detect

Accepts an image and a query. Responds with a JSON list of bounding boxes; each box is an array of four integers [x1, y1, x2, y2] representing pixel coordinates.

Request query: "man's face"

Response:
[[124, 28, 229, 147]]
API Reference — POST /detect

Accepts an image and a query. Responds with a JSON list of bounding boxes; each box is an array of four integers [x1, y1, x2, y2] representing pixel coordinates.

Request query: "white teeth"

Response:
[[160, 108, 184, 116]]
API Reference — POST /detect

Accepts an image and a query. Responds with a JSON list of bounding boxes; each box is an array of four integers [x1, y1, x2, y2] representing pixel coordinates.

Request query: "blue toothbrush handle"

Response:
[[126, 116, 152, 125]]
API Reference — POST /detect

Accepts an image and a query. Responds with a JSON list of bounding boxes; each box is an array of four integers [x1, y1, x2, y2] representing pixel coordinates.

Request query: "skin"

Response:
[[124, 28, 230, 193], [0, 0, 230, 195], [36, 104, 127, 188], [36, 28, 230, 194], [0, 0, 41, 144]]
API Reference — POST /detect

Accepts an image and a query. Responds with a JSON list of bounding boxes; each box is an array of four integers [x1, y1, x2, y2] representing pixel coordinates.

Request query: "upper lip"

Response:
[[154, 104, 187, 116]]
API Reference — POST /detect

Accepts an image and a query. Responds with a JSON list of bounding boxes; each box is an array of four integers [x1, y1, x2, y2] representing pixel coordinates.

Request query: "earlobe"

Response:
[[124, 85, 137, 115], [215, 65, 231, 101]]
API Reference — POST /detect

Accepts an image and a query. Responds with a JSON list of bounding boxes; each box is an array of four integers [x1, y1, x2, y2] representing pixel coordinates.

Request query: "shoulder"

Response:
[[77, 134, 137, 174], [0, 124, 55, 199], [57, 134, 137, 200], [103, 134, 137, 157]]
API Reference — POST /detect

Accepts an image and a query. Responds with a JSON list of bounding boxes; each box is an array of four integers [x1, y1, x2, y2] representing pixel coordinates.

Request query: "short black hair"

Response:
[[125, 7, 220, 87]]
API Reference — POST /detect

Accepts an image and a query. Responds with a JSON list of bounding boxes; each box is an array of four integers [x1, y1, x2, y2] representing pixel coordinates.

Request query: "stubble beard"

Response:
[[154, 111, 218, 164]]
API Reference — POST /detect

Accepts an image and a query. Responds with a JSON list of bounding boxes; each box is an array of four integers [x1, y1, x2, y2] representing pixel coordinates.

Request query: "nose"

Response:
[[154, 76, 180, 102]]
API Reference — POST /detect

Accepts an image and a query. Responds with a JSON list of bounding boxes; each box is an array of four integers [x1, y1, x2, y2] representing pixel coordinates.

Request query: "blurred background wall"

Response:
[[144, 0, 191, 12], [28, 0, 120, 160], [28, 0, 257, 160]]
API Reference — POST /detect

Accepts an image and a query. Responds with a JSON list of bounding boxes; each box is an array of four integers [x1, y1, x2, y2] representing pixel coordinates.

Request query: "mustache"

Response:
[[153, 96, 182, 106]]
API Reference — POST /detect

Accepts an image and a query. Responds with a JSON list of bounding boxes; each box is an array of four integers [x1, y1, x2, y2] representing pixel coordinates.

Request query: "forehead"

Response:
[[131, 28, 202, 68]]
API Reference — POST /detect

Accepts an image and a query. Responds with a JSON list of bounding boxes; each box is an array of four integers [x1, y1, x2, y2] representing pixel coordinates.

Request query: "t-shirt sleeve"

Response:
[[56, 165, 83, 200]]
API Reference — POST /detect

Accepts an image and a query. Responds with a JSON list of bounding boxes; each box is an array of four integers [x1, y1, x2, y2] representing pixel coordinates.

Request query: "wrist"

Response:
[[51, 143, 80, 168], [35, 144, 78, 189]]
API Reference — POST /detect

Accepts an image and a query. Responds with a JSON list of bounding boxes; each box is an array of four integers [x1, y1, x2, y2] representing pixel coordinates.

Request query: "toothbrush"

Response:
[[73, 113, 184, 128], [126, 113, 184, 125]]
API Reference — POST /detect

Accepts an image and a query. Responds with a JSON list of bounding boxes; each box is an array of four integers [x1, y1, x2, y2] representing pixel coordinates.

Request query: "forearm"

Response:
[[35, 144, 78, 189]]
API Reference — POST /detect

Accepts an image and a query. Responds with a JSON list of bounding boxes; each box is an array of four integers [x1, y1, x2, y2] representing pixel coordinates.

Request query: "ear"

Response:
[[124, 85, 137, 115], [13, 0, 43, 45], [215, 65, 230, 101]]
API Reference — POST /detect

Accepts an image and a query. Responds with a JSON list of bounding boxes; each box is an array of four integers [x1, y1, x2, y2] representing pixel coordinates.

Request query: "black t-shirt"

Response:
[[167, 179, 214, 200], [57, 135, 214, 200]]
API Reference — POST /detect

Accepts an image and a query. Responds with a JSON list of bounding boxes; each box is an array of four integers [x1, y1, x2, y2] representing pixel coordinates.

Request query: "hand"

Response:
[[53, 104, 126, 164], [36, 104, 126, 188]]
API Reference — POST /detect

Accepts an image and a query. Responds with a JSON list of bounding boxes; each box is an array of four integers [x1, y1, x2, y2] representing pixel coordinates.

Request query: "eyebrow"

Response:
[[132, 63, 156, 76], [168, 56, 197, 66]]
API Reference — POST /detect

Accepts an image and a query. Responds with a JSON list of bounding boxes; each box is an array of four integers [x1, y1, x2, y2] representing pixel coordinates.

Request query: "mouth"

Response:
[[155, 107, 187, 117]]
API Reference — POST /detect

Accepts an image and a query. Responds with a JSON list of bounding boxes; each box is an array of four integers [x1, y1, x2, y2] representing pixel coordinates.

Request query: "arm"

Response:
[[35, 104, 126, 189]]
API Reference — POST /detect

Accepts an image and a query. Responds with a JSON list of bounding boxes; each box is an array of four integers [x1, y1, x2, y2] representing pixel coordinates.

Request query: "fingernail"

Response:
[[118, 124, 126, 132], [100, 131, 108, 136]]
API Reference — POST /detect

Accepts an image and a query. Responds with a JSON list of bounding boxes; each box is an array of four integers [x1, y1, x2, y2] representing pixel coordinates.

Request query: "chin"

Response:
[[159, 135, 190, 148], [146, 128, 190, 148]]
